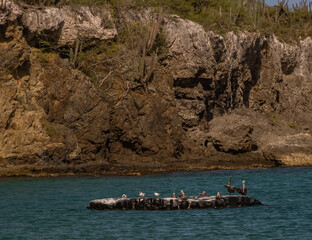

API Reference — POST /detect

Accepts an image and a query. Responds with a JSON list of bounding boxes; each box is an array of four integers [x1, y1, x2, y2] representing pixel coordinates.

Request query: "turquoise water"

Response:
[[1, 167, 312, 239]]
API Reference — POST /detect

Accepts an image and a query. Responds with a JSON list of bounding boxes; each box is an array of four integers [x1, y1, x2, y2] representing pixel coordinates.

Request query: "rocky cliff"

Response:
[[1, 0, 312, 176]]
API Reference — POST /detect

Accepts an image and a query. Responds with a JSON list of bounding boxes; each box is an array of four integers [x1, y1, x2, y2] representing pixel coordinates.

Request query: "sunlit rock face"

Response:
[[0, 1, 312, 176], [22, 6, 117, 45]]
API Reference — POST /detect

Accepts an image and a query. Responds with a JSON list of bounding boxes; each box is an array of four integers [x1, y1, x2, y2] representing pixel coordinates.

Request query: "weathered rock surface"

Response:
[[22, 6, 117, 45], [0, 1, 312, 176], [262, 134, 312, 166], [88, 195, 262, 210], [208, 112, 256, 154], [0, 0, 22, 25]]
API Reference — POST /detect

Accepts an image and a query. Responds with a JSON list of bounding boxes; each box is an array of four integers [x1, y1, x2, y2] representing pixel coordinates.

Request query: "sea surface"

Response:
[[1, 167, 312, 239]]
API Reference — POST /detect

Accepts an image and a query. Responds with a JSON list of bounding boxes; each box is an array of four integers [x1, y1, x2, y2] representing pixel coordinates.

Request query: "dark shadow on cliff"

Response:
[[243, 38, 268, 108]]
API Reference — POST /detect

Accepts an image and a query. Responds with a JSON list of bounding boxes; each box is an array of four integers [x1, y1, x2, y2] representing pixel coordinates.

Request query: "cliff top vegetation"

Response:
[[16, 0, 312, 44]]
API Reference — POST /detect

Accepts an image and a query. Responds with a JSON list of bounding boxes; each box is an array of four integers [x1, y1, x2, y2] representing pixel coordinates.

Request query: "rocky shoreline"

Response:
[[1, 0, 312, 177], [0, 163, 275, 177]]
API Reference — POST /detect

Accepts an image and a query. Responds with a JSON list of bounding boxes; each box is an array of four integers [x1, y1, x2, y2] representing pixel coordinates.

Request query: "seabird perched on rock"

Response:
[[122, 194, 127, 198], [154, 192, 160, 197], [224, 175, 235, 195], [139, 191, 145, 197], [199, 191, 207, 197], [171, 193, 177, 198], [179, 190, 186, 199], [216, 192, 221, 199], [234, 180, 247, 195]]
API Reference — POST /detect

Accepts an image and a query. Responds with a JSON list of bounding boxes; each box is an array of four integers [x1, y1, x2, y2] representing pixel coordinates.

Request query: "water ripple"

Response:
[[1, 167, 312, 239]]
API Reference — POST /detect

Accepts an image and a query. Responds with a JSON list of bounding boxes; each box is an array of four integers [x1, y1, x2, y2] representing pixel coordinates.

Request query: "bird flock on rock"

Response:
[[120, 190, 207, 199], [120, 177, 247, 199]]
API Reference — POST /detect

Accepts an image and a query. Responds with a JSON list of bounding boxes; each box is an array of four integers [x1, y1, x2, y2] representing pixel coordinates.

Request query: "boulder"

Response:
[[207, 112, 257, 154], [0, 0, 22, 25], [22, 5, 117, 45]]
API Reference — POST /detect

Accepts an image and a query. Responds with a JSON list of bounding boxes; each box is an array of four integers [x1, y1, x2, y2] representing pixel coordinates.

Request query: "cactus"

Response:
[[69, 47, 74, 65], [72, 38, 80, 67], [136, 7, 164, 91]]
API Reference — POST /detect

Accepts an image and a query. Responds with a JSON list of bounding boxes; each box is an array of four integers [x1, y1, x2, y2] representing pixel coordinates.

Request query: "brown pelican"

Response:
[[224, 175, 235, 195], [171, 193, 177, 198], [154, 192, 160, 197], [216, 192, 221, 199], [139, 191, 145, 197], [234, 180, 247, 195], [179, 190, 186, 199], [199, 191, 207, 197], [122, 194, 127, 198]]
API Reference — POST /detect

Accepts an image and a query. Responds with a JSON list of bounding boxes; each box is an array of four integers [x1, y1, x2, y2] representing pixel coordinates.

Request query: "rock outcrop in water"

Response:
[[88, 195, 262, 210], [1, 0, 312, 176]]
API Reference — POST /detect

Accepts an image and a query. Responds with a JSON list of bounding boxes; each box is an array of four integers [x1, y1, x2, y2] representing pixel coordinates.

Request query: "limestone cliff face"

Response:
[[1, 0, 312, 176], [164, 17, 312, 168], [22, 5, 117, 45]]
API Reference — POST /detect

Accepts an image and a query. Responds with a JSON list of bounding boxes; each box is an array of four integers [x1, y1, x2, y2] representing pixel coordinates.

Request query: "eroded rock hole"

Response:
[[173, 78, 213, 91]]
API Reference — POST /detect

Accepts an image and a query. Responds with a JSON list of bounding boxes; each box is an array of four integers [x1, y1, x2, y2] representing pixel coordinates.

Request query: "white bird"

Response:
[[233, 180, 247, 195], [199, 191, 207, 197], [139, 191, 145, 197], [171, 193, 177, 198], [154, 192, 160, 197], [179, 190, 186, 199], [122, 194, 127, 198]]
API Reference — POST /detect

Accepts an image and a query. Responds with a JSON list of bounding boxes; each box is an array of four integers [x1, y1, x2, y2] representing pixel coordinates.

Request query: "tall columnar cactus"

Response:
[[137, 7, 164, 90]]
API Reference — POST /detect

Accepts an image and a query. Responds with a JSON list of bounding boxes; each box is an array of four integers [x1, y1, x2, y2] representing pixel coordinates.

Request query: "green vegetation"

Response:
[[15, 0, 312, 90], [288, 119, 301, 132], [17, 0, 312, 43], [135, 7, 164, 90], [17, 0, 312, 91], [76, 8, 167, 89], [268, 113, 280, 126], [32, 49, 55, 63], [76, 39, 122, 83], [35, 33, 70, 59], [42, 123, 62, 137], [16, 0, 106, 5]]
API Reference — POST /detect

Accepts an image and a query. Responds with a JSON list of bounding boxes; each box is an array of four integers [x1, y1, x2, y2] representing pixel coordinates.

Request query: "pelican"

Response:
[[216, 192, 221, 199], [179, 190, 186, 199], [122, 194, 127, 198], [139, 191, 145, 197], [199, 191, 207, 197], [171, 193, 177, 198], [233, 180, 247, 195], [154, 192, 160, 197], [224, 175, 235, 195]]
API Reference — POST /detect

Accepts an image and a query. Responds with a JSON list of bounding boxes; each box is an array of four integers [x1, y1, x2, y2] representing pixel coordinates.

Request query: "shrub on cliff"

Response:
[[16, 0, 312, 43]]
